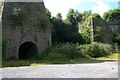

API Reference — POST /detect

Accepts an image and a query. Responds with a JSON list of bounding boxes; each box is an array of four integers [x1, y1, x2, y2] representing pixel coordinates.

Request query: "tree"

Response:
[[82, 10, 91, 21], [91, 13, 101, 19], [51, 17, 84, 44], [66, 9, 82, 32], [66, 9, 82, 24], [51, 17, 69, 43], [46, 8, 52, 20], [56, 13, 62, 19], [79, 25, 93, 44], [66, 8, 74, 22], [73, 10, 82, 23], [103, 9, 120, 21]]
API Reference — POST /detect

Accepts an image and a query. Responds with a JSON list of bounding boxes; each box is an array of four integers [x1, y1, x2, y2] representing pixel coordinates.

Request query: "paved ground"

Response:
[[2, 61, 118, 78]]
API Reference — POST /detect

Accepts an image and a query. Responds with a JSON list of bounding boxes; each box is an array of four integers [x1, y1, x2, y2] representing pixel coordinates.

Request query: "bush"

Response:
[[37, 42, 113, 62], [78, 42, 113, 58], [79, 25, 93, 44], [113, 43, 120, 53], [50, 43, 81, 59], [112, 30, 120, 46], [39, 43, 82, 61], [68, 32, 84, 44]]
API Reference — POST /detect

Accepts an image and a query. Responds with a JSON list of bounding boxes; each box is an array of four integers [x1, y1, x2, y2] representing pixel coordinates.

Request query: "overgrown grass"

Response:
[[3, 53, 118, 67], [94, 53, 118, 61], [2, 43, 118, 67]]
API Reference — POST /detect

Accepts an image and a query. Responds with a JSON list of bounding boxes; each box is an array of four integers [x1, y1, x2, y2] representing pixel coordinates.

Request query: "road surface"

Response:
[[2, 61, 118, 78]]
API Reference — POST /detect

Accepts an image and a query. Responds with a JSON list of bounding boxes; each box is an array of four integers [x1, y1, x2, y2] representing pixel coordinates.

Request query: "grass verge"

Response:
[[2, 53, 118, 68]]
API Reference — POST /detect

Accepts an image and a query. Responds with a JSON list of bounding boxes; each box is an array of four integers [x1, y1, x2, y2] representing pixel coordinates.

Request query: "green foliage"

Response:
[[66, 8, 75, 21], [56, 13, 62, 19], [103, 9, 120, 21], [91, 13, 101, 19], [79, 25, 93, 44], [113, 43, 120, 53], [67, 10, 82, 23], [74, 10, 82, 23], [48, 8, 93, 44], [67, 32, 84, 44], [51, 17, 84, 44], [49, 44, 79, 59], [66, 9, 82, 32], [51, 17, 68, 43], [111, 29, 120, 46], [3, 53, 118, 67], [10, 8, 25, 27], [37, 43, 81, 61], [90, 13, 107, 43], [40, 18, 51, 29], [2, 36, 8, 58], [78, 42, 113, 58], [10, 7, 51, 29], [41, 43, 113, 60], [94, 26, 105, 42], [3, 42, 116, 67], [82, 10, 91, 21], [46, 8, 52, 20]]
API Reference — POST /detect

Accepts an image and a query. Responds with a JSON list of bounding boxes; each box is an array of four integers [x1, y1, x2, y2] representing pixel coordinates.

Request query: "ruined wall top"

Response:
[[2, 2, 51, 30]]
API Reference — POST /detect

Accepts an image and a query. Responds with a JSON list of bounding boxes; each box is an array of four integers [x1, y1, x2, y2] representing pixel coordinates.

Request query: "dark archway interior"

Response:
[[18, 42, 38, 59]]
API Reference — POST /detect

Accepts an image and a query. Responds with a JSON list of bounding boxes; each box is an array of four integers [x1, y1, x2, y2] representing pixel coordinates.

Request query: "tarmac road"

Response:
[[2, 61, 118, 78]]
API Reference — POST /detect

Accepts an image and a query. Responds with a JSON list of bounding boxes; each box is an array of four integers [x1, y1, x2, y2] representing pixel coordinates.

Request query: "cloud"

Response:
[[92, 0, 111, 16], [44, 0, 82, 19], [44, 0, 119, 18]]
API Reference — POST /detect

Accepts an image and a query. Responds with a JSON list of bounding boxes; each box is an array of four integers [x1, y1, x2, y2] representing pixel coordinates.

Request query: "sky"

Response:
[[44, 0, 120, 19]]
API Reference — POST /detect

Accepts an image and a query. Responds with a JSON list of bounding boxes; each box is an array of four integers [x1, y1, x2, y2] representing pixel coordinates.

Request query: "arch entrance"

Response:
[[18, 42, 38, 59]]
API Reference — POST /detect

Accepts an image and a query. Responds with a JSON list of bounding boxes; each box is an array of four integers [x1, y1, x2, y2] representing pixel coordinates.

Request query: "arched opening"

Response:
[[18, 42, 38, 59]]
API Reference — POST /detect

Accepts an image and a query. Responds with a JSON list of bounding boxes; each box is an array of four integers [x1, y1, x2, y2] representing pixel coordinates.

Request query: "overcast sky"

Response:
[[44, 0, 119, 19]]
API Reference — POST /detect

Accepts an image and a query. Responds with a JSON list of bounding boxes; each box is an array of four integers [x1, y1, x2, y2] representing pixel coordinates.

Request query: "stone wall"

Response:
[[108, 21, 120, 33], [2, 2, 51, 59], [91, 18, 113, 44]]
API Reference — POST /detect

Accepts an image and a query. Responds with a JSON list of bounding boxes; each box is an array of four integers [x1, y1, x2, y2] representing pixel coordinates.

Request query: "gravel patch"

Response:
[[2, 61, 118, 78]]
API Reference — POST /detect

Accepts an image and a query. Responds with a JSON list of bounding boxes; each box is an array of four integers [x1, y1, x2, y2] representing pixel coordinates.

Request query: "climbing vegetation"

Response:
[[10, 8, 26, 27]]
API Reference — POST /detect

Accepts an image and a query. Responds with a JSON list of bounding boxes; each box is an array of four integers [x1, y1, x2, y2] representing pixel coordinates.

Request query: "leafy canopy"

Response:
[[103, 9, 120, 21]]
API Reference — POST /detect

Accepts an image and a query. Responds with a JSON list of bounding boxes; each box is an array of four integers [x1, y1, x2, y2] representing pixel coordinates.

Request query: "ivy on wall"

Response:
[[10, 8, 25, 27], [2, 35, 8, 59], [10, 7, 51, 29]]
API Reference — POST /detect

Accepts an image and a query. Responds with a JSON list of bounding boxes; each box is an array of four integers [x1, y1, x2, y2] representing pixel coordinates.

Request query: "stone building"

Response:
[[2, 2, 51, 59], [91, 17, 113, 44], [91, 17, 120, 44]]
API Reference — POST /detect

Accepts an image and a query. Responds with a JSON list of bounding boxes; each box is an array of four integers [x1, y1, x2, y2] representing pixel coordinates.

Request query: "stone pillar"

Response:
[[91, 17, 96, 42]]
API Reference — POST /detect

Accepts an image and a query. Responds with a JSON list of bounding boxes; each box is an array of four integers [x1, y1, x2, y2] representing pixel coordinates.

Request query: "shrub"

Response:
[[37, 42, 113, 62], [51, 43, 80, 59], [39, 43, 82, 60], [113, 43, 120, 53], [79, 25, 93, 44], [78, 42, 113, 58], [68, 32, 84, 44], [112, 30, 120, 46]]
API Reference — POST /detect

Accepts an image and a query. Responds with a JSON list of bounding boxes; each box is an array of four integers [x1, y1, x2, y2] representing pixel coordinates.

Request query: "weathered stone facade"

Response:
[[91, 18, 120, 45], [2, 2, 51, 59], [91, 18, 113, 44], [108, 21, 120, 33]]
